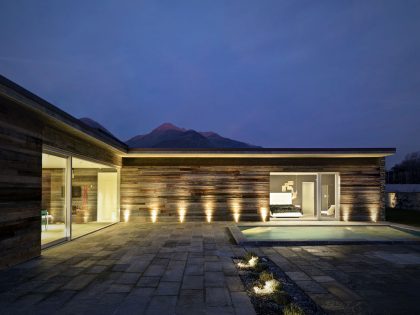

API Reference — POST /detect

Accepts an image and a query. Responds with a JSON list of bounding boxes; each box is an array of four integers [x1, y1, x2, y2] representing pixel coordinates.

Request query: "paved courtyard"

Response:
[[0, 222, 420, 315]]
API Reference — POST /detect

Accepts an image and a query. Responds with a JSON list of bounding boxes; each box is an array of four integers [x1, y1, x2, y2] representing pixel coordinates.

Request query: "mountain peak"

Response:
[[153, 123, 185, 133], [126, 123, 260, 149]]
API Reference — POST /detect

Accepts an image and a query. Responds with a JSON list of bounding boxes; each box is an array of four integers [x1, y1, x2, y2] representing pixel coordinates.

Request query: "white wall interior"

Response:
[[97, 172, 118, 222]]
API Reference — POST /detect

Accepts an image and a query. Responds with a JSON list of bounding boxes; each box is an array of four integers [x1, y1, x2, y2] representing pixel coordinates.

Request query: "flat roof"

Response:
[[0, 75, 396, 159], [126, 147, 396, 158]]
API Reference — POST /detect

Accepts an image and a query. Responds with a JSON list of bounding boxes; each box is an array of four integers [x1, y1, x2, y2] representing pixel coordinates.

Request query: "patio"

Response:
[[1, 222, 420, 314]]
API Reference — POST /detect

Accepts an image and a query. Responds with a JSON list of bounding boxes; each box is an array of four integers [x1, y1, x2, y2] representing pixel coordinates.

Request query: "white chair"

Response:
[[321, 205, 335, 216]]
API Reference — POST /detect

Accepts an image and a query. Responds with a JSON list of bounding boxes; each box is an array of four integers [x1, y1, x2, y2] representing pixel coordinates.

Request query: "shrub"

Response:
[[283, 303, 305, 315]]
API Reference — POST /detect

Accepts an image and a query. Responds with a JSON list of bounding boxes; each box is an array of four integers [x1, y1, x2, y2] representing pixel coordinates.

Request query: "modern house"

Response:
[[0, 75, 395, 269]]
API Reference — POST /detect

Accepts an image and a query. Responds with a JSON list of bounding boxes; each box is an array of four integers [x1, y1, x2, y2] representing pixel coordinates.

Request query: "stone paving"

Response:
[[0, 222, 253, 315], [256, 244, 420, 314], [0, 222, 420, 314]]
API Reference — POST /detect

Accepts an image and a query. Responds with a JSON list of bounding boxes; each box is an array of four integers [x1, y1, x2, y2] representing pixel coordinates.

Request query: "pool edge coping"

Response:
[[228, 222, 420, 246]]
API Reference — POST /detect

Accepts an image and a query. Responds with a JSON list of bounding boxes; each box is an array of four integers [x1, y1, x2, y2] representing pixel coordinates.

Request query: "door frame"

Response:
[[269, 172, 340, 220], [41, 145, 121, 248]]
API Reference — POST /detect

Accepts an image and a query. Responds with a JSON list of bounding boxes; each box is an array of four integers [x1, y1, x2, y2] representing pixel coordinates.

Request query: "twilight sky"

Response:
[[1, 1, 419, 167]]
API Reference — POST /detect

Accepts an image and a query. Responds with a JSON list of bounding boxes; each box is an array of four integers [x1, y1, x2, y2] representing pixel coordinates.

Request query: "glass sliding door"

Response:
[[71, 157, 118, 238], [41, 153, 68, 245], [320, 174, 337, 220]]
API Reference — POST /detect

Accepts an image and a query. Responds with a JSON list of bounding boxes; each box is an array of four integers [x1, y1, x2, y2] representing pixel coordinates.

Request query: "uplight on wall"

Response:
[[233, 212, 240, 223], [206, 210, 212, 223], [179, 207, 186, 223], [260, 207, 268, 222], [341, 205, 350, 221], [124, 210, 130, 223], [369, 207, 379, 222], [231, 202, 240, 223], [205, 202, 213, 223], [151, 209, 158, 223]]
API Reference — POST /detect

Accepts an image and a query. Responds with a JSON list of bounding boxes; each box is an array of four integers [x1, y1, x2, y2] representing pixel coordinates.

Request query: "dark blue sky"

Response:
[[1, 1, 419, 167]]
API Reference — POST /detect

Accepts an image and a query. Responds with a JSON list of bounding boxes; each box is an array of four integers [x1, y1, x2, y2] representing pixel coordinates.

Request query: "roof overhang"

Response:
[[0, 75, 128, 154], [125, 148, 396, 158]]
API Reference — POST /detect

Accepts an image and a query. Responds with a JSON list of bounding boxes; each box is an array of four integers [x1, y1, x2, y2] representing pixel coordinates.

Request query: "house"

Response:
[[0, 75, 395, 269]]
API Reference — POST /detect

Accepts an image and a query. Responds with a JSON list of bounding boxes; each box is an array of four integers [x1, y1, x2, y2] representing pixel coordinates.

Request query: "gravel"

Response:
[[234, 256, 326, 315]]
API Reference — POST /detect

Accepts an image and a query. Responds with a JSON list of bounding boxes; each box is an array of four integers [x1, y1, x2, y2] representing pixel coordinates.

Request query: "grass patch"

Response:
[[386, 207, 420, 228]]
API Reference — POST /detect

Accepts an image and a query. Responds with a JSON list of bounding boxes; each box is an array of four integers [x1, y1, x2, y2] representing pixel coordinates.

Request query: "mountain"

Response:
[[79, 117, 116, 138], [126, 123, 259, 148]]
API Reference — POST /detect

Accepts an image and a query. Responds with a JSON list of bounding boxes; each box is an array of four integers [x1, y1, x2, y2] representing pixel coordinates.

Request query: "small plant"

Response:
[[259, 271, 274, 283], [283, 303, 305, 315], [253, 271, 282, 295], [238, 252, 259, 269]]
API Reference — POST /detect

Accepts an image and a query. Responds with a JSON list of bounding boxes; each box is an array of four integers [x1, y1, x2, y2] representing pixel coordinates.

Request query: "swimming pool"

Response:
[[233, 225, 420, 245]]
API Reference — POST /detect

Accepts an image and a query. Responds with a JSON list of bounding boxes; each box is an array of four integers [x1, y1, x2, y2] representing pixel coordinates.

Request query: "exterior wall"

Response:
[[0, 95, 122, 269], [121, 157, 385, 222], [387, 192, 420, 210], [0, 96, 43, 270]]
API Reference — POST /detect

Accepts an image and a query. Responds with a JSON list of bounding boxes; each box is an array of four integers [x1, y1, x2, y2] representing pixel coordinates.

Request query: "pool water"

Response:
[[239, 225, 420, 242]]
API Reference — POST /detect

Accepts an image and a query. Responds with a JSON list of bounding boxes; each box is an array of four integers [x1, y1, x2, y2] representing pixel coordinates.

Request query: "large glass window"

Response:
[[41, 153, 68, 245], [270, 172, 339, 220], [71, 157, 118, 238], [270, 173, 318, 219]]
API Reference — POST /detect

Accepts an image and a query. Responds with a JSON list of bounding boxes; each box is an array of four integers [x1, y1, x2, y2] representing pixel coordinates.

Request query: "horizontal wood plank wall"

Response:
[[0, 97, 43, 269], [121, 157, 384, 222], [0, 95, 122, 269]]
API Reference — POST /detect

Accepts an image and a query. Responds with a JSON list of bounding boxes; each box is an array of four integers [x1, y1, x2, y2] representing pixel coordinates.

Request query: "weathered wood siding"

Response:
[[121, 157, 385, 222], [0, 96, 43, 269], [0, 94, 122, 269]]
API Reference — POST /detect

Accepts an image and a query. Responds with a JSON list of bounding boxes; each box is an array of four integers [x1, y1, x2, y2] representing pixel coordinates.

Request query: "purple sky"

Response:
[[1, 1, 419, 167]]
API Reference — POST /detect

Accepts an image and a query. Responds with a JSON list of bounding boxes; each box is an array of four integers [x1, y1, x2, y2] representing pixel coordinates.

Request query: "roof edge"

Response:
[[0, 74, 128, 153], [125, 147, 396, 158]]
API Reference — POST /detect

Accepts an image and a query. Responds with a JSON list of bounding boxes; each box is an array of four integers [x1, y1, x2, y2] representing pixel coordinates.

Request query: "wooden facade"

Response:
[[121, 157, 386, 222], [0, 85, 123, 269], [0, 74, 393, 269]]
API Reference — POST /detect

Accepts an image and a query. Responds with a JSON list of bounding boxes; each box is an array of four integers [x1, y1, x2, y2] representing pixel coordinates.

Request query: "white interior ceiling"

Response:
[[42, 153, 112, 169]]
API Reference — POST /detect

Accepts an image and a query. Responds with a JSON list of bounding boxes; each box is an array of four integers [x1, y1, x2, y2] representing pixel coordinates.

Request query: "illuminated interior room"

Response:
[[41, 153, 119, 246], [269, 172, 338, 220]]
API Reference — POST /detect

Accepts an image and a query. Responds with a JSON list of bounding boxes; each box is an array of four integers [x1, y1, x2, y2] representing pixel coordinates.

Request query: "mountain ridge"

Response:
[[126, 122, 260, 148], [79, 118, 260, 149]]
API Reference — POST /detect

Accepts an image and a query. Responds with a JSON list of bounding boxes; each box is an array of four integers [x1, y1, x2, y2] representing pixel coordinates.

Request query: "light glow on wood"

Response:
[[151, 209, 158, 223], [260, 207, 268, 222], [124, 210, 130, 222], [179, 207, 186, 223]]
